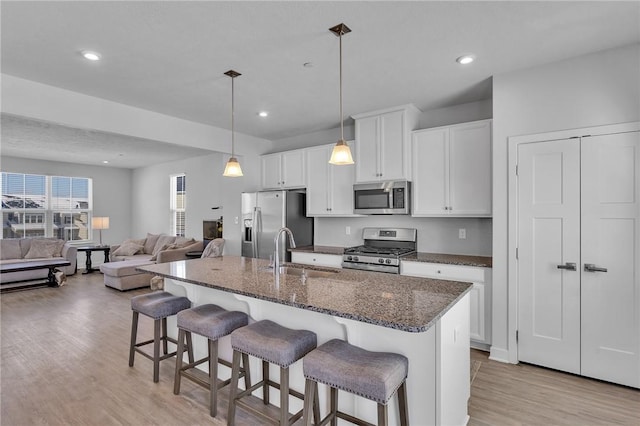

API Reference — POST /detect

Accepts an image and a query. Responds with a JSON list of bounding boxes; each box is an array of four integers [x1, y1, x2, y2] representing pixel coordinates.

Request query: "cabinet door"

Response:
[[355, 116, 381, 183], [379, 110, 407, 180], [262, 154, 282, 189], [281, 150, 306, 188], [305, 146, 330, 215], [469, 283, 485, 343], [449, 121, 492, 215], [412, 128, 448, 215]]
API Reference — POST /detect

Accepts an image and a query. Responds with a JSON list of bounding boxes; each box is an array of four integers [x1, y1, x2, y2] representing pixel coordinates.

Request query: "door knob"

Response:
[[584, 263, 608, 273], [557, 262, 577, 271]]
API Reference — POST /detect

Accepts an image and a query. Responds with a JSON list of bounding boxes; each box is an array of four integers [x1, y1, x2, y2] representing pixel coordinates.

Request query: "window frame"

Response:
[[170, 173, 186, 237]]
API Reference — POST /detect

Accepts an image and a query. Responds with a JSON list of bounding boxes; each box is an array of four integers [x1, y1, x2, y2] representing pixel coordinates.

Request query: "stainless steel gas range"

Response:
[[342, 227, 417, 274]]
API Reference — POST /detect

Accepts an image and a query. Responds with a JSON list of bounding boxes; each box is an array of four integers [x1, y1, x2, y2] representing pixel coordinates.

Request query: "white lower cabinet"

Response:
[[291, 252, 343, 269], [401, 260, 492, 348]]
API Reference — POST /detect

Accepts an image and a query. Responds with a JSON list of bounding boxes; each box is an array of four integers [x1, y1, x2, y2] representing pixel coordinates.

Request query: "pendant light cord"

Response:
[[339, 31, 344, 143], [231, 75, 235, 156]]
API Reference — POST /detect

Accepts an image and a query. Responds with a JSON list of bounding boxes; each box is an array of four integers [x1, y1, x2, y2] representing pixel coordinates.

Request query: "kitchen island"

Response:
[[137, 256, 472, 425]]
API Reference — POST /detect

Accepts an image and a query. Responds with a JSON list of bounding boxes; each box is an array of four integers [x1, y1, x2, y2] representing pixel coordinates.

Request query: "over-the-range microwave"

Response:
[[353, 180, 411, 215]]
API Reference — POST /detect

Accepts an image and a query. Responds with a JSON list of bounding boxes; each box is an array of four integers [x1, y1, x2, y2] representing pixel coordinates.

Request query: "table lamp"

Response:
[[92, 217, 110, 246]]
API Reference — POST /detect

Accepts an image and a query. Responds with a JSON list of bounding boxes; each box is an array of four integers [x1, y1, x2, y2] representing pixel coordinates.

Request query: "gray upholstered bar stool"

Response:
[[173, 304, 251, 418], [129, 291, 192, 383], [302, 339, 409, 426], [227, 319, 319, 426]]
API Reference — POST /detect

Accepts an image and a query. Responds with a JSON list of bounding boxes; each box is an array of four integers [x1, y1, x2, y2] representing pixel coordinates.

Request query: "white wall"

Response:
[[0, 156, 132, 269], [131, 152, 262, 256], [314, 216, 492, 256], [491, 43, 640, 362]]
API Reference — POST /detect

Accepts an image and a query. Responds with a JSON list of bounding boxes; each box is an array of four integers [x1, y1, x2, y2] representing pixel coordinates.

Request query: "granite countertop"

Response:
[[137, 256, 471, 333], [289, 245, 345, 255], [404, 253, 493, 268], [291, 245, 492, 268]]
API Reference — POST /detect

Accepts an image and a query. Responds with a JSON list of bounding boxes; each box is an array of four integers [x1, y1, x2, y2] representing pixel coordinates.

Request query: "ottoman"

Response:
[[100, 259, 155, 291]]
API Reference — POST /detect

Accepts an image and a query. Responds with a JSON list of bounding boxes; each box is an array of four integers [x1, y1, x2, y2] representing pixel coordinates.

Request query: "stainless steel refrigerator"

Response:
[[241, 190, 313, 261]]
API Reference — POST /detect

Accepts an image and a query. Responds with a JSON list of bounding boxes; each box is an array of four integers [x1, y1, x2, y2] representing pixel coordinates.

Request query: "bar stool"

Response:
[[227, 319, 319, 426], [302, 339, 409, 426], [173, 304, 251, 417], [129, 291, 192, 383]]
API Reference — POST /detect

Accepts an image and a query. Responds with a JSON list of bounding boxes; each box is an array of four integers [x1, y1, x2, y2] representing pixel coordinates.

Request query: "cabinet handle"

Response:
[[557, 262, 577, 271], [584, 263, 608, 273]]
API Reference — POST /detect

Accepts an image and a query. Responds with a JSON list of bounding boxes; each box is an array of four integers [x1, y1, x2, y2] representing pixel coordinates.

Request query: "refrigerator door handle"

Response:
[[252, 207, 261, 257]]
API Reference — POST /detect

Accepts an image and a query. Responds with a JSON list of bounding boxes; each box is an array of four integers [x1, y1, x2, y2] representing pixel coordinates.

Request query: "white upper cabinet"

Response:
[[352, 104, 421, 183], [412, 119, 492, 216], [261, 149, 306, 189], [306, 142, 358, 216]]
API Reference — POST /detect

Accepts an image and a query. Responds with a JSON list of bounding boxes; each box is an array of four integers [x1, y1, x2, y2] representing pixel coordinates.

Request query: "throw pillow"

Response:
[[149, 243, 179, 261], [0, 239, 22, 260], [143, 233, 161, 255], [152, 235, 176, 255], [174, 236, 196, 248], [25, 239, 64, 259], [112, 242, 144, 256], [122, 238, 146, 247]]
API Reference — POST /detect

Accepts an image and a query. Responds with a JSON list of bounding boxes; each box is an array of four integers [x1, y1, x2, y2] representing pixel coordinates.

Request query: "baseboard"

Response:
[[489, 346, 511, 363]]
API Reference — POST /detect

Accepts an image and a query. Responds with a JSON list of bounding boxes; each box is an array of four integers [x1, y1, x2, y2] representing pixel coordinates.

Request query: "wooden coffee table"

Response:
[[0, 259, 72, 292]]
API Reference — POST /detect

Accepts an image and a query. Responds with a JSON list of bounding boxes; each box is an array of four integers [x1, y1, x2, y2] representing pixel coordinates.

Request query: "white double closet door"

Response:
[[517, 129, 639, 388]]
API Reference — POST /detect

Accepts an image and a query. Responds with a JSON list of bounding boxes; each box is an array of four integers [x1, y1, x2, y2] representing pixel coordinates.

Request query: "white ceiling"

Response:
[[1, 1, 639, 168]]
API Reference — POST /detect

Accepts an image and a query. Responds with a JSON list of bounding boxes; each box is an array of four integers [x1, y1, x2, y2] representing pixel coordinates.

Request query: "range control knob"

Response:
[[346, 256, 352, 261], [378, 258, 385, 264], [353, 256, 359, 262], [385, 259, 392, 264]]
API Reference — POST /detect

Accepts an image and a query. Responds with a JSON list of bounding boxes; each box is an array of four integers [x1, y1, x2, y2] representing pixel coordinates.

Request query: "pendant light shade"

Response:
[[329, 23, 354, 166], [223, 70, 243, 177]]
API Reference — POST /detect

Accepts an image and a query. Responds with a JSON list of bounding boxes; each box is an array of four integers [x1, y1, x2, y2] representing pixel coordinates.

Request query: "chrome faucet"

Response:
[[274, 227, 296, 270]]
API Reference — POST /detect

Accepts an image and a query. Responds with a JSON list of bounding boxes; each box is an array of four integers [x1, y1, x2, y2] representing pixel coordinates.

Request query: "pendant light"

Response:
[[328, 23, 354, 165], [223, 69, 243, 177]]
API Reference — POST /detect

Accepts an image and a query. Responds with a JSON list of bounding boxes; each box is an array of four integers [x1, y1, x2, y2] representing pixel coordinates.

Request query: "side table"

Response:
[[77, 246, 111, 274]]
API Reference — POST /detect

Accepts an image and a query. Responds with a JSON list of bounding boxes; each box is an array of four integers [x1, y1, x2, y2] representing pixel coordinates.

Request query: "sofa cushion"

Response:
[[143, 233, 161, 255], [1, 239, 22, 260], [153, 235, 176, 255], [149, 243, 179, 261], [100, 259, 154, 277], [175, 236, 196, 248], [112, 242, 144, 256], [123, 238, 146, 246], [25, 239, 64, 259]]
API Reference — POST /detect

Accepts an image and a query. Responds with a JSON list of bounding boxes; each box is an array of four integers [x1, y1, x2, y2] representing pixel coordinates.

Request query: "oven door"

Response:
[[353, 181, 409, 214]]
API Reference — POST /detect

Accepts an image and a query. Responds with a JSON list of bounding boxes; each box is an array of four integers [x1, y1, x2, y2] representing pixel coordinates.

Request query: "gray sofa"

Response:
[[0, 238, 78, 283], [109, 233, 203, 263]]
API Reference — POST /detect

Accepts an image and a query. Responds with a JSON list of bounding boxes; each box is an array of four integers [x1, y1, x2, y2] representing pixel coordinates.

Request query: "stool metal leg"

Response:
[[153, 318, 161, 383], [129, 311, 139, 367], [209, 338, 219, 417], [173, 329, 186, 395], [262, 360, 270, 405], [161, 317, 168, 355], [280, 366, 290, 426], [330, 387, 338, 426], [397, 382, 409, 426], [227, 350, 242, 426], [377, 403, 388, 426]]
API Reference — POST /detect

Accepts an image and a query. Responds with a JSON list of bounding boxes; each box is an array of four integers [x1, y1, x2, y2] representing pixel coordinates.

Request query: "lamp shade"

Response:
[[92, 217, 110, 230], [223, 157, 244, 177], [329, 140, 354, 165]]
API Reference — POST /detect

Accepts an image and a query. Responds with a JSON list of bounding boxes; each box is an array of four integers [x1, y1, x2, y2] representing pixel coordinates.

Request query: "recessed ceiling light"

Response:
[[82, 51, 101, 61], [102, 160, 109, 164], [456, 55, 475, 65], [258, 111, 268, 118]]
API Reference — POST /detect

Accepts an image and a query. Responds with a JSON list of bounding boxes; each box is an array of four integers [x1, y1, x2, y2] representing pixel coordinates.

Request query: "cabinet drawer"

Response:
[[291, 252, 343, 269], [400, 261, 486, 283]]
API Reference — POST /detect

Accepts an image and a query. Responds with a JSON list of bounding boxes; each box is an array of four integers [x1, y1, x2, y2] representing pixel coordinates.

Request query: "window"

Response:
[[1, 172, 92, 241], [170, 174, 186, 237]]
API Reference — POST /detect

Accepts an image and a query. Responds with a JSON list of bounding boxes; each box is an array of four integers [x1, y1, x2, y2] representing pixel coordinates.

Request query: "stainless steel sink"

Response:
[[260, 265, 338, 279]]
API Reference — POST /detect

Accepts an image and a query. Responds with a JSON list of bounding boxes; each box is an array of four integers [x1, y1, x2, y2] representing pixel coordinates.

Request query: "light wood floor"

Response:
[[1, 273, 638, 425]]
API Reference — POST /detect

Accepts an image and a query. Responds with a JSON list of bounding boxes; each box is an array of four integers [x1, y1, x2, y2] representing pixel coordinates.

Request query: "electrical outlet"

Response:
[[234, 216, 239, 225], [458, 228, 466, 239], [345, 226, 351, 235]]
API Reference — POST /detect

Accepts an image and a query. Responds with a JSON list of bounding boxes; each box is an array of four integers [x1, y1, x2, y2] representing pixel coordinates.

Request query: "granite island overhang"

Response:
[[137, 256, 472, 425]]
